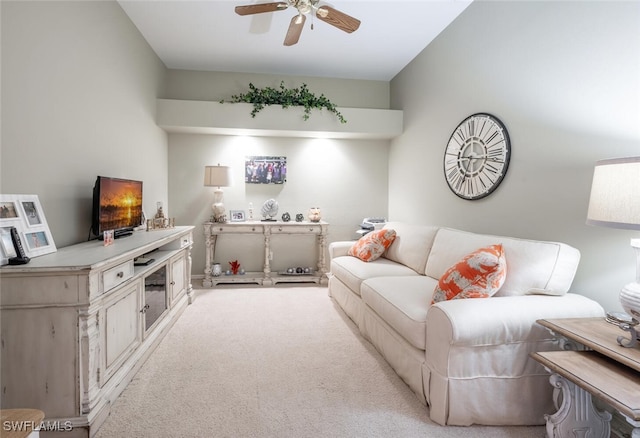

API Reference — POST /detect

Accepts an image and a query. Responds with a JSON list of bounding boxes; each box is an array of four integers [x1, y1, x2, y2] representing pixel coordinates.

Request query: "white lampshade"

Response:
[[204, 165, 232, 188], [586, 157, 640, 330], [586, 157, 640, 230]]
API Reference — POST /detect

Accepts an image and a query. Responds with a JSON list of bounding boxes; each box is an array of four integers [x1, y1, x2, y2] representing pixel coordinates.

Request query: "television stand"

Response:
[[0, 226, 194, 437]]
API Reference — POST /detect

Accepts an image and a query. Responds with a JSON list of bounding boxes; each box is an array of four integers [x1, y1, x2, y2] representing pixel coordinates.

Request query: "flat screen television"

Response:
[[91, 176, 143, 239]]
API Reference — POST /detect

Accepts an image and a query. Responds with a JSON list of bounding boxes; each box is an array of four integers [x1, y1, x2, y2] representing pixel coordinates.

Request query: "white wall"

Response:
[[1, 1, 168, 247], [164, 70, 392, 277], [168, 133, 389, 277], [164, 70, 390, 109], [389, 1, 640, 311]]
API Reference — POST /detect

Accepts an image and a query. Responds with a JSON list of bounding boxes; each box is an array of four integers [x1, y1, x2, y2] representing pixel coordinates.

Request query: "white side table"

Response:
[[203, 221, 329, 287]]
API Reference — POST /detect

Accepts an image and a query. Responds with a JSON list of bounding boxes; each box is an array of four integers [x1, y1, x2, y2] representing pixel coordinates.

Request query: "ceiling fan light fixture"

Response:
[[297, 0, 312, 15]]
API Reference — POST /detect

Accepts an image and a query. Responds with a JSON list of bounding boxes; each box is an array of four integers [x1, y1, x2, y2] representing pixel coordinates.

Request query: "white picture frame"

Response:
[[230, 210, 246, 222], [0, 227, 17, 265], [0, 194, 57, 258]]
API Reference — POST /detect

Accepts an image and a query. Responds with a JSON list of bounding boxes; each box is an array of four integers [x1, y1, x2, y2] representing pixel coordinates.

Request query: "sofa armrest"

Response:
[[329, 241, 353, 259], [426, 293, 605, 347]]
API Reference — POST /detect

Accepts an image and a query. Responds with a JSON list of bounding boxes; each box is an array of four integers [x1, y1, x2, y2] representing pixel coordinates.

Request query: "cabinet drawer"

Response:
[[212, 225, 261, 234], [161, 233, 193, 250], [272, 225, 322, 234], [102, 260, 134, 292]]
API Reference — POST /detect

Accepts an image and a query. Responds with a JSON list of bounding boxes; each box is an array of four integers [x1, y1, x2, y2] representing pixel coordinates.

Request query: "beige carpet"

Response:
[[95, 285, 544, 437]]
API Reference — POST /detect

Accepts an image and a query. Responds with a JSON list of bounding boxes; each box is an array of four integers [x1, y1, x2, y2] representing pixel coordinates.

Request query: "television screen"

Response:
[[92, 176, 143, 238]]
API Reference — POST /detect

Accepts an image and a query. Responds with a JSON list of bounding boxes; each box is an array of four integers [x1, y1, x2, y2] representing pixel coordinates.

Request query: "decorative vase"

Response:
[[212, 263, 222, 277], [308, 207, 321, 222]]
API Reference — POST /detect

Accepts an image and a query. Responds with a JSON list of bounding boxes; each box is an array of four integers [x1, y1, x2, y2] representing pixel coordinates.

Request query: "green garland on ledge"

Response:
[[221, 82, 347, 124]]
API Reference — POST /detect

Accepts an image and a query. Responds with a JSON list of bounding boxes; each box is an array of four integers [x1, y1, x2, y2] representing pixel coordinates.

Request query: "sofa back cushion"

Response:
[[383, 222, 440, 275], [425, 228, 580, 296]]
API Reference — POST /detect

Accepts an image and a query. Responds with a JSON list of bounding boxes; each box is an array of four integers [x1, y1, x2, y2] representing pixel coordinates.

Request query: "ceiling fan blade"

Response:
[[235, 2, 288, 16], [284, 14, 306, 46], [316, 6, 360, 33]]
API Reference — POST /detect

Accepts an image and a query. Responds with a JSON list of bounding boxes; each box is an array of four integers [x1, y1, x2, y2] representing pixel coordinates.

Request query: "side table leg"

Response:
[[624, 416, 640, 438], [545, 373, 611, 438], [203, 230, 215, 288], [262, 228, 273, 286], [317, 225, 328, 285]]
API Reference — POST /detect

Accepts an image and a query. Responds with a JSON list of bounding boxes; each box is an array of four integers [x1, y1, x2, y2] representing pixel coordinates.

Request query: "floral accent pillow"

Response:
[[432, 244, 507, 303], [348, 229, 397, 262]]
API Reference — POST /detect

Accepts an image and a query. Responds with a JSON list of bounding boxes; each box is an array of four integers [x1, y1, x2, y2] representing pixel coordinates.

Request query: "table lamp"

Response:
[[586, 157, 640, 346], [204, 164, 232, 222]]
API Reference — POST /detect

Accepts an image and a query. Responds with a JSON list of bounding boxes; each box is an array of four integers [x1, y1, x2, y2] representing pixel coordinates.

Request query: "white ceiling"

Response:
[[118, 0, 472, 81]]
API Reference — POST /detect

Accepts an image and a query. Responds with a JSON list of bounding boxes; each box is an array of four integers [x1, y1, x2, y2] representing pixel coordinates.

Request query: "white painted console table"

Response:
[[203, 221, 329, 287], [532, 318, 640, 438], [0, 226, 194, 437]]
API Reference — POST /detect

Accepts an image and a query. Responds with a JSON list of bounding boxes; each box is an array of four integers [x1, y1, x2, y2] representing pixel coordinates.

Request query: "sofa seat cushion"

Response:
[[331, 256, 419, 297], [361, 276, 439, 350], [425, 228, 580, 296]]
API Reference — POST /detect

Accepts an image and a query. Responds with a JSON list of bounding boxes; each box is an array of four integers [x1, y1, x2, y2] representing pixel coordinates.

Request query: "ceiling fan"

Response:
[[235, 1, 361, 46]]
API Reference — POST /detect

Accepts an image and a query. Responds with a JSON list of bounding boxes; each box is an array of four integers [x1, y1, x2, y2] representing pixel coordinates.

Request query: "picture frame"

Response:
[[245, 156, 287, 184], [20, 200, 43, 227], [0, 194, 57, 258], [230, 210, 246, 222], [0, 201, 20, 221], [0, 227, 17, 265]]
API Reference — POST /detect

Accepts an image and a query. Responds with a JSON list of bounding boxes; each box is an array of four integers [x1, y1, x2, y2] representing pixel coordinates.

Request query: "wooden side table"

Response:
[[532, 317, 640, 438]]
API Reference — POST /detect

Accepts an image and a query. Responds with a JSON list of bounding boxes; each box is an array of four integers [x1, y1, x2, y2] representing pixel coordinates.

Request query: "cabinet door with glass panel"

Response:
[[143, 263, 168, 334]]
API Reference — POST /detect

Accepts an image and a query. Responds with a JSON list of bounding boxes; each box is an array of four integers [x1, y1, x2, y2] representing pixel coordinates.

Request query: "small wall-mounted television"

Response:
[[91, 176, 143, 239]]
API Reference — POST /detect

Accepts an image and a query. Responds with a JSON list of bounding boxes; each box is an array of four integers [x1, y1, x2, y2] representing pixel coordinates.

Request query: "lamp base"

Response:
[[618, 282, 640, 348], [620, 282, 640, 323]]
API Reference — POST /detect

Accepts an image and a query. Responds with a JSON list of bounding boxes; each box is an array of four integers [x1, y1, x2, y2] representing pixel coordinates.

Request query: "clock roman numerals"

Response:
[[443, 114, 511, 200]]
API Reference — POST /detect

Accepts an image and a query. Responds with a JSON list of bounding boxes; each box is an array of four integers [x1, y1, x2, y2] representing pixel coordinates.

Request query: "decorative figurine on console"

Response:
[[229, 260, 241, 275], [147, 202, 175, 231], [308, 207, 322, 222], [261, 199, 279, 222]]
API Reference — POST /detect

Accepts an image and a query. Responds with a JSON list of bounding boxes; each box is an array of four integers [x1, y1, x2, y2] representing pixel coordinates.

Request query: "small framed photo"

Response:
[[22, 229, 54, 257], [230, 210, 246, 222], [103, 230, 115, 246], [0, 201, 20, 221], [20, 200, 43, 227], [0, 227, 17, 265]]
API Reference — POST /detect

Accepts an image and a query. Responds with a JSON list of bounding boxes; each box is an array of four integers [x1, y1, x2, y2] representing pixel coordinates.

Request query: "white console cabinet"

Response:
[[0, 226, 194, 437]]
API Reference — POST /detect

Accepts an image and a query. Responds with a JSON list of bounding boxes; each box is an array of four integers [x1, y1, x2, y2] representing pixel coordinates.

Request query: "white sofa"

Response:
[[328, 222, 605, 426]]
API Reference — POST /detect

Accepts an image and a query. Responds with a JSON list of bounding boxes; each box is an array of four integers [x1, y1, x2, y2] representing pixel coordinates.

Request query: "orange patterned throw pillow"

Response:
[[348, 229, 397, 262], [432, 244, 507, 303]]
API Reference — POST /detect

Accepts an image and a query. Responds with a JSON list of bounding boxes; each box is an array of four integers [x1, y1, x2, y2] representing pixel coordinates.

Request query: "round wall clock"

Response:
[[443, 113, 511, 200]]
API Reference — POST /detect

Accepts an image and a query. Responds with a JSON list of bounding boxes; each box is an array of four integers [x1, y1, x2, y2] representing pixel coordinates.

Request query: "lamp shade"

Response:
[[204, 165, 232, 188], [586, 157, 640, 230]]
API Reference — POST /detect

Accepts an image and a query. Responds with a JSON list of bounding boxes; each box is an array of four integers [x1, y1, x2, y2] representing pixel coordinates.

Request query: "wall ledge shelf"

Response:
[[156, 99, 403, 139]]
